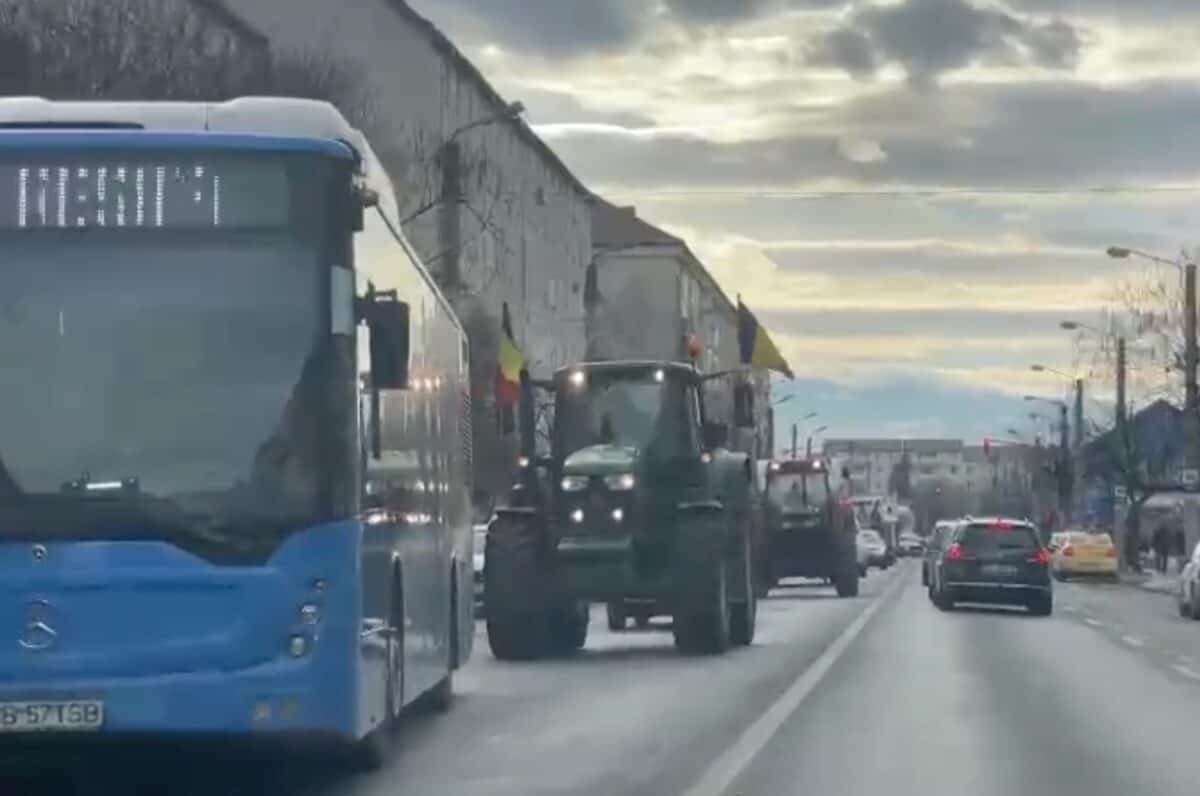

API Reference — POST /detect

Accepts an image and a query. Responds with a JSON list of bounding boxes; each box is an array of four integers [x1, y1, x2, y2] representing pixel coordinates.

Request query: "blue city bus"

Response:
[[0, 98, 474, 768]]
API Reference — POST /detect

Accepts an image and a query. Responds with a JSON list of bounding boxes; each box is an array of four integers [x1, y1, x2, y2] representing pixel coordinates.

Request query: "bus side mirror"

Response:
[[703, 421, 728, 450], [359, 293, 410, 390]]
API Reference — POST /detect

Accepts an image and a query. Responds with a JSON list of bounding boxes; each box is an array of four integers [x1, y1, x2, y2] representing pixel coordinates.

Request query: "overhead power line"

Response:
[[604, 185, 1200, 200]]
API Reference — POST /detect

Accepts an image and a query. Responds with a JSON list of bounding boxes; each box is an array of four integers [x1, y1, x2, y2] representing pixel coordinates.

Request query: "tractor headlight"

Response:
[[561, 475, 589, 493], [604, 473, 636, 491]]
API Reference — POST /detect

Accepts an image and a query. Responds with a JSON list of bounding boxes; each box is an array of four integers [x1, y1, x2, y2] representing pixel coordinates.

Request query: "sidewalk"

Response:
[[1121, 555, 1184, 595], [1132, 572, 1181, 595]]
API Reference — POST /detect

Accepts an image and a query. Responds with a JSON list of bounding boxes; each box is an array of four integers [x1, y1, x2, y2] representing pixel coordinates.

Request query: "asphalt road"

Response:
[[15, 561, 1200, 795]]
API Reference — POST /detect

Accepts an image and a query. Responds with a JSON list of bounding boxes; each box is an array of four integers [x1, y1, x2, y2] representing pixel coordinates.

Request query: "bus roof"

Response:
[[0, 97, 364, 148], [0, 129, 354, 161]]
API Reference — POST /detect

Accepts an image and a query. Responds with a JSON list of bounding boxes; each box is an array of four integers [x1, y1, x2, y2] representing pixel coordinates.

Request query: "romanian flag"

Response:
[[737, 299, 793, 379], [495, 302, 524, 409]]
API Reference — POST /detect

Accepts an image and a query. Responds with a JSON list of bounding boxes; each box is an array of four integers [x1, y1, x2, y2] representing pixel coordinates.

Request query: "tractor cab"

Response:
[[760, 457, 860, 596], [510, 361, 734, 509], [765, 458, 834, 518], [552, 361, 725, 494]]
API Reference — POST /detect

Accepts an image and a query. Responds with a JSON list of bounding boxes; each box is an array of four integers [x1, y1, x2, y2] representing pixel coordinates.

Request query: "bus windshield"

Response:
[[0, 152, 334, 551]]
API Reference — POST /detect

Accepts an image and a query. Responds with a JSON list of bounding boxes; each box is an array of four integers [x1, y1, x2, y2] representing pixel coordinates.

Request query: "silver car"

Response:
[[857, 529, 889, 570]]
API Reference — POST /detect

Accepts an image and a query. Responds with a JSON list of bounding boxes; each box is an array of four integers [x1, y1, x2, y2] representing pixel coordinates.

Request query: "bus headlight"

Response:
[[604, 473, 635, 491], [288, 635, 310, 658], [561, 476, 588, 493], [570, 508, 585, 524]]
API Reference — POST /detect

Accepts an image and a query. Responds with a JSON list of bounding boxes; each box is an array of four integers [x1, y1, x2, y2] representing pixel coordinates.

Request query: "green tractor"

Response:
[[484, 360, 759, 658]]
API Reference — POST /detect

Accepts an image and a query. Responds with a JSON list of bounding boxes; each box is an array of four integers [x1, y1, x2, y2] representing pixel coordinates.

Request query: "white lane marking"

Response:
[[1083, 617, 1103, 627], [679, 566, 907, 796], [1060, 604, 1075, 612], [1121, 635, 1145, 648], [1171, 663, 1200, 681]]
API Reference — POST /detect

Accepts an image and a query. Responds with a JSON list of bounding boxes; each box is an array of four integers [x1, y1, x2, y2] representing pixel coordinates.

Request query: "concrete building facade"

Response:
[[823, 439, 966, 496], [217, 0, 593, 497], [589, 200, 774, 459]]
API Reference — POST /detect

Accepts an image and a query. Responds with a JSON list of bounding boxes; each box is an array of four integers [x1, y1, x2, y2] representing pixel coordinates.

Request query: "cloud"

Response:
[[1002, 0, 1200, 22], [836, 136, 886, 163], [513, 87, 657, 127], [664, 0, 775, 25], [405, 0, 1188, 439], [807, 28, 877, 77], [664, 0, 848, 26], [408, 0, 649, 57], [811, 0, 1083, 86], [540, 80, 1200, 193]]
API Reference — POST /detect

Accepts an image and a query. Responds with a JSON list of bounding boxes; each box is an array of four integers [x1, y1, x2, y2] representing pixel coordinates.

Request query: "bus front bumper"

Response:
[[0, 656, 355, 740]]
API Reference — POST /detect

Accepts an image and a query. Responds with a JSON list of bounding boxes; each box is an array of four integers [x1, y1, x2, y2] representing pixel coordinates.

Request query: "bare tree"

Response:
[[1104, 263, 1185, 407]]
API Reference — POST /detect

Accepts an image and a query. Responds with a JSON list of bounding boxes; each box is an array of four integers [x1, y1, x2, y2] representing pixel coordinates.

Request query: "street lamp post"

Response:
[[1026, 395, 1071, 526], [1107, 246, 1200, 479], [807, 425, 828, 458], [789, 411, 817, 459]]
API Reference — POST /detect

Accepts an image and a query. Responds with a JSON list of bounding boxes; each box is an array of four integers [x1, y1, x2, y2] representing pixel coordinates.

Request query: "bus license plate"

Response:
[[0, 701, 103, 733]]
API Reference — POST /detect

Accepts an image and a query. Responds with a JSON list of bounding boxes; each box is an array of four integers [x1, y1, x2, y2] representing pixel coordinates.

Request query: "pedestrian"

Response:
[[1152, 525, 1169, 575]]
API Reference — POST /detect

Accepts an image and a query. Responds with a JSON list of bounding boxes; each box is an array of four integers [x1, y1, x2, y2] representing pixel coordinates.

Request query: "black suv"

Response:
[[929, 517, 1052, 615]]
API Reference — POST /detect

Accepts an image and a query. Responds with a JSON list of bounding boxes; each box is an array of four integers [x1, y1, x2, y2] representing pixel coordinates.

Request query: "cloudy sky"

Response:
[[410, 0, 1200, 446]]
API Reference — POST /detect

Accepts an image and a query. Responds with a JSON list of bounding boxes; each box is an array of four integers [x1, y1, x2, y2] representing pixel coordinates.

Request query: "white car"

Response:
[[897, 532, 924, 557], [857, 529, 889, 570]]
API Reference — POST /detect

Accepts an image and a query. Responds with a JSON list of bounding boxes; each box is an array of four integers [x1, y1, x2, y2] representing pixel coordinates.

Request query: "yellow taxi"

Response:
[[1051, 530, 1118, 580]]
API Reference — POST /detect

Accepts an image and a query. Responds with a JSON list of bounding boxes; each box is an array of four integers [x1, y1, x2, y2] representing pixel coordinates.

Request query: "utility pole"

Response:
[[1185, 263, 1199, 475], [791, 423, 798, 459], [806, 436, 813, 459], [1058, 402, 1070, 524], [766, 406, 775, 463], [1116, 335, 1130, 567], [1073, 378, 1084, 520], [1117, 336, 1127, 431]]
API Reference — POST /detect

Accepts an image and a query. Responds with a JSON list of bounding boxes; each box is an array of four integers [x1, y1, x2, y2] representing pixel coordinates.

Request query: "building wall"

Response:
[[225, 0, 591, 498], [226, 0, 590, 352], [589, 246, 764, 455], [590, 249, 681, 362]]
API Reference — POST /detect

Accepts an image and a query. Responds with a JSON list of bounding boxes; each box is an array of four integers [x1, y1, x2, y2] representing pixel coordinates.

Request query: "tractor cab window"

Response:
[[556, 370, 691, 464], [768, 472, 829, 509]]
